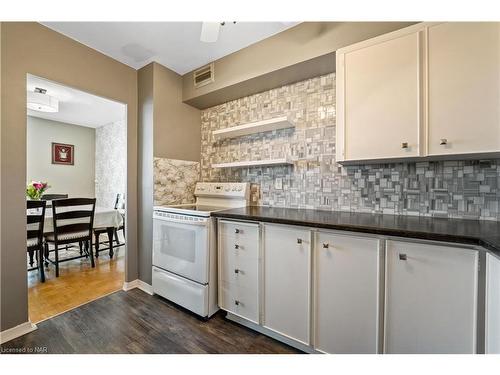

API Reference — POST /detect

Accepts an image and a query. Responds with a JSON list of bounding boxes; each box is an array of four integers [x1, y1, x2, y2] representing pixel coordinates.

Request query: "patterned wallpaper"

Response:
[[200, 73, 500, 221], [154, 157, 200, 206], [95, 120, 126, 208]]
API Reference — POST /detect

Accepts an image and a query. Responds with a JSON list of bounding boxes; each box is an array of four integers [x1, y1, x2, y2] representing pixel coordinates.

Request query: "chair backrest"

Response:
[[114, 193, 125, 210], [27, 200, 46, 249], [51, 198, 96, 243], [41, 194, 69, 201]]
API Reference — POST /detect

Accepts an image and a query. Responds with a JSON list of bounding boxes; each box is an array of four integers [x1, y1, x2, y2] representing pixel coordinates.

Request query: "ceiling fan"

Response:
[[200, 22, 235, 43]]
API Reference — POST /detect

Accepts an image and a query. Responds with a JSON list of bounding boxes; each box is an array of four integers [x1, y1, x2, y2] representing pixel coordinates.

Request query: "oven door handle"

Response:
[[153, 215, 209, 226]]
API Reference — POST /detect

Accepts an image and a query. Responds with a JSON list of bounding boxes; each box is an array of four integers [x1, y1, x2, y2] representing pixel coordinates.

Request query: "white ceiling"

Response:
[[41, 22, 300, 74], [27, 75, 126, 128]]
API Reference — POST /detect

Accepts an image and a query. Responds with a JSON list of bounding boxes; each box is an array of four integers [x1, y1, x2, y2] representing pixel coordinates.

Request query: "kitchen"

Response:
[[1, 4, 500, 373]]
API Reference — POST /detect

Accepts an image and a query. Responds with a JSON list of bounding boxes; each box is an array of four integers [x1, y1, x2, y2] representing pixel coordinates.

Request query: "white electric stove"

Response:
[[152, 182, 250, 318]]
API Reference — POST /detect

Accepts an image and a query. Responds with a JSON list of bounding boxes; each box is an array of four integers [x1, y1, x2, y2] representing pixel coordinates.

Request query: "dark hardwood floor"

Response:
[[1, 289, 301, 354]]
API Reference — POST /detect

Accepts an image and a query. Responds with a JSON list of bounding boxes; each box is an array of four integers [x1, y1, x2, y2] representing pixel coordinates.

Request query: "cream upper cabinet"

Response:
[[427, 22, 500, 156], [336, 25, 424, 162], [336, 22, 500, 163]]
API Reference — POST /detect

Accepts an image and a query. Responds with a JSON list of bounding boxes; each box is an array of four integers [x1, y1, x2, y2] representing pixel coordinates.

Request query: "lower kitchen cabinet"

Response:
[[263, 224, 312, 345], [486, 253, 500, 354], [385, 240, 478, 354], [217, 218, 487, 354], [314, 232, 381, 353], [218, 220, 260, 324]]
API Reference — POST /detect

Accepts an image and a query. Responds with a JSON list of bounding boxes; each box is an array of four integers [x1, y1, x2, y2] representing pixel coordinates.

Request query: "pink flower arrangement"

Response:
[[26, 181, 49, 200]]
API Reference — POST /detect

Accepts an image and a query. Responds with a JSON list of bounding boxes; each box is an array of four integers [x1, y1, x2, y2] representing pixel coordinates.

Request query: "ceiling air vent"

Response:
[[193, 63, 215, 88]]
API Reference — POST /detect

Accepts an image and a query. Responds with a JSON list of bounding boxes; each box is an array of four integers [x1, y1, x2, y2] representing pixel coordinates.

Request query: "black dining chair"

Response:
[[27, 200, 47, 282], [93, 193, 125, 258], [113, 193, 126, 243], [44, 198, 96, 277]]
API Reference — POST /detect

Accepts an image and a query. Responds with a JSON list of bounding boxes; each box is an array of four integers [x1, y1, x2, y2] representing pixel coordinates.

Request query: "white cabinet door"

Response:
[[385, 240, 478, 353], [486, 253, 500, 354], [427, 22, 500, 156], [263, 224, 311, 345], [337, 27, 423, 161], [314, 232, 381, 353]]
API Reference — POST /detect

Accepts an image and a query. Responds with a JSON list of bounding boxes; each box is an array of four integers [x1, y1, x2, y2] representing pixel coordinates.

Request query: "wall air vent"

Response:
[[193, 63, 215, 88]]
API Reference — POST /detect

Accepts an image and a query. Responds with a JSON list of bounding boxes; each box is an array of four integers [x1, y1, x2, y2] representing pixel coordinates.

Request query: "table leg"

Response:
[[106, 227, 114, 259]]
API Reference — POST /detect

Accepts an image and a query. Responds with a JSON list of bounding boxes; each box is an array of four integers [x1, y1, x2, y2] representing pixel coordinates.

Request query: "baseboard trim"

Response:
[[122, 279, 154, 295], [0, 321, 37, 344]]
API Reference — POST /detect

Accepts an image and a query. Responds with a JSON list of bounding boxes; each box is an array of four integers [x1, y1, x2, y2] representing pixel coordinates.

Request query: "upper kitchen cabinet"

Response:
[[336, 25, 424, 162], [336, 22, 500, 163], [427, 22, 500, 156]]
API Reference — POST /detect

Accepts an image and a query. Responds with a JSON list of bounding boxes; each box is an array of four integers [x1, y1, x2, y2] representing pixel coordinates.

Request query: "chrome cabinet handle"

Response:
[[234, 300, 240, 306], [322, 243, 329, 249], [399, 253, 407, 261], [401, 142, 409, 149], [234, 228, 240, 234], [234, 244, 239, 249], [297, 238, 303, 244], [234, 269, 240, 274], [440, 138, 448, 145]]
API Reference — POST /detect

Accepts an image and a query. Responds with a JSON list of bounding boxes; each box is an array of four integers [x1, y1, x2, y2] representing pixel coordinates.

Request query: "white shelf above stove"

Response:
[[212, 116, 294, 141], [211, 158, 293, 169]]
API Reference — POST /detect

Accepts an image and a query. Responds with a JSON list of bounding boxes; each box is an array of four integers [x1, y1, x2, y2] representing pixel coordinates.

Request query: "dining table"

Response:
[[42, 206, 124, 258]]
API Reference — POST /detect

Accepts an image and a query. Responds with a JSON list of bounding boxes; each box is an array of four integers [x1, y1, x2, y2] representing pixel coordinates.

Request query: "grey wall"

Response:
[[137, 63, 202, 285], [27, 116, 95, 198], [153, 63, 201, 161], [1, 22, 138, 333], [95, 119, 126, 208], [201, 73, 500, 221], [137, 64, 154, 285], [183, 22, 416, 108]]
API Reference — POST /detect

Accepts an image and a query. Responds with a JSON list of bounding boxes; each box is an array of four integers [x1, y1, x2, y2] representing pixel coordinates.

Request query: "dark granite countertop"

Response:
[[212, 206, 500, 257]]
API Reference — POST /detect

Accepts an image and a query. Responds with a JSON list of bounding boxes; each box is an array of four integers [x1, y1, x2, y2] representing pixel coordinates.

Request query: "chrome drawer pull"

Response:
[[401, 142, 409, 149], [234, 269, 240, 274], [297, 238, 303, 244], [234, 244, 239, 249], [440, 138, 448, 145], [234, 300, 240, 306], [234, 228, 240, 234], [399, 253, 407, 261], [322, 243, 329, 249]]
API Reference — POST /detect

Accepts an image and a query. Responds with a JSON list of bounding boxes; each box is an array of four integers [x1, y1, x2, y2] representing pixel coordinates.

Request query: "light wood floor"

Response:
[[28, 245, 125, 323]]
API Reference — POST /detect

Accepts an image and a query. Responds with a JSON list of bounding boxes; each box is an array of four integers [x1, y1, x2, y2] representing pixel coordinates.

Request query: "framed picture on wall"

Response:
[[52, 143, 74, 165]]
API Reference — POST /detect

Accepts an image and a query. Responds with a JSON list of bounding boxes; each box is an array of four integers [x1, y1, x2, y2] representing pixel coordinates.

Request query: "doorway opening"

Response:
[[26, 74, 127, 323]]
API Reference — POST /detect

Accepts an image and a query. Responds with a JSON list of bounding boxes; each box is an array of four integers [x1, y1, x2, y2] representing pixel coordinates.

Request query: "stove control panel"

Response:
[[194, 182, 250, 198]]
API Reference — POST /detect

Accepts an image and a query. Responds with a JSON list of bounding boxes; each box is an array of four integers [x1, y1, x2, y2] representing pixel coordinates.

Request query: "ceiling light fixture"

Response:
[[200, 21, 236, 43], [27, 87, 59, 113]]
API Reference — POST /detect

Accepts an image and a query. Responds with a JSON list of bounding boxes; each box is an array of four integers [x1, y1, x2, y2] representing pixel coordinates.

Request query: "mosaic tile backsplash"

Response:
[[154, 157, 200, 206], [200, 73, 500, 221]]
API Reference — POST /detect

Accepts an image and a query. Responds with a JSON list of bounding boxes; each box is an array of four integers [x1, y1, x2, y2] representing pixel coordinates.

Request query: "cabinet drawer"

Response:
[[219, 220, 259, 244], [219, 232, 259, 260], [220, 248, 259, 289], [219, 280, 259, 324]]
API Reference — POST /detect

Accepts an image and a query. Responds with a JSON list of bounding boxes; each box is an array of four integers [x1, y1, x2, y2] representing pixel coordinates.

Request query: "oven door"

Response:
[[152, 216, 209, 284]]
